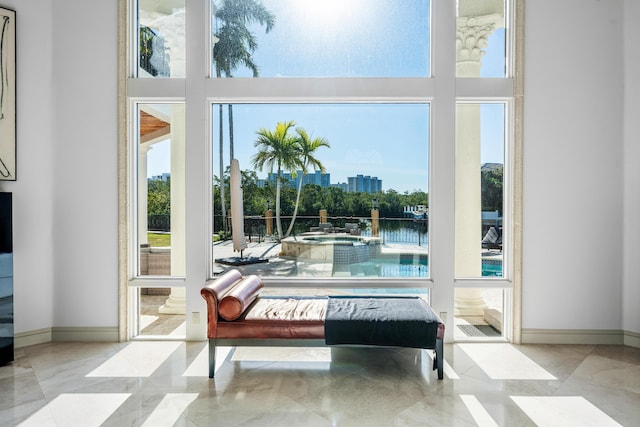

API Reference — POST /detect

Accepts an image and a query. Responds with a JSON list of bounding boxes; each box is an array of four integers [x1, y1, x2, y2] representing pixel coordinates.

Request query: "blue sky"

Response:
[[147, 1, 506, 193]]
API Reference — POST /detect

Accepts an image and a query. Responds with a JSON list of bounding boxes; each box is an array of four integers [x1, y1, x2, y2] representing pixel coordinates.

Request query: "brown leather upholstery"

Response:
[[201, 272, 328, 340], [218, 275, 263, 321], [201, 269, 243, 339]]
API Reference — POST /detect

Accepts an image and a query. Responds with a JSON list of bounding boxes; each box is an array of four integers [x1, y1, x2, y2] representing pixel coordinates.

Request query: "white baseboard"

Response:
[[522, 328, 626, 346], [51, 327, 119, 343], [15, 327, 119, 348], [624, 330, 640, 348], [15, 328, 52, 348]]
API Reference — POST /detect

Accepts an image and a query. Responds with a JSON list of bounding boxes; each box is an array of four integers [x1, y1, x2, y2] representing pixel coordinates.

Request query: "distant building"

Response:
[[347, 175, 382, 194], [256, 171, 382, 194], [149, 172, 170, 182], [332, 182, 348, 192], [264, 170, 331, 189]]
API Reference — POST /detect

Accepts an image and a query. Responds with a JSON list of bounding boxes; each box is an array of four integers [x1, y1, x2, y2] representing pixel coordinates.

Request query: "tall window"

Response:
[[126, 0, 517, 341], [212, 103, 430, 281]]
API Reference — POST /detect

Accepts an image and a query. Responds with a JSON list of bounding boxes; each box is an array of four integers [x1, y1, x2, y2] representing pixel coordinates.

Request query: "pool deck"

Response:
[[213, 236, 501, 277], [213, 240, 502, 277]]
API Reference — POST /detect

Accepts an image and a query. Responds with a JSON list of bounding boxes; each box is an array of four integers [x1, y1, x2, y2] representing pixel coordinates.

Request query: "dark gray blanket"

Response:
[[324, 296, 440, 349]]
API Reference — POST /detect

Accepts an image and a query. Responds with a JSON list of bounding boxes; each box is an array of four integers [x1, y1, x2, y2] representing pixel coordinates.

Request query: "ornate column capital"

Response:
[[456, 14, 502, 64]]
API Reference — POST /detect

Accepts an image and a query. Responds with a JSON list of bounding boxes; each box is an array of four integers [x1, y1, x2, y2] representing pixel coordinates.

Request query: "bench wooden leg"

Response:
[[208, 338, 216, 378], [435, 338, 444, 380]]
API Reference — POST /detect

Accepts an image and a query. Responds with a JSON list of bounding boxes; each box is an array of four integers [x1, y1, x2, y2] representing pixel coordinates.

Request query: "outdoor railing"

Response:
[[216, 214, 430, 247], [148, 214, 170, 232]]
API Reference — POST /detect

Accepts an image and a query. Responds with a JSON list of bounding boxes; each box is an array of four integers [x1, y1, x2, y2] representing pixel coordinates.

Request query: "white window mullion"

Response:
[[184, 0, 209, 341], [429, 0, 457, 341]]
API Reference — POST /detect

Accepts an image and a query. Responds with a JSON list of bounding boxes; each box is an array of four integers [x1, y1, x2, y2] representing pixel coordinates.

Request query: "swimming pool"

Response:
[[334, 257, 503, 278]]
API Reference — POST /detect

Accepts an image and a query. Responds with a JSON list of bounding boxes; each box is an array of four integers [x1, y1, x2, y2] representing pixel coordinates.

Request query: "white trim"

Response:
[[129, 277, 186, 287], [253, 277, 433, 289], [185, 0, 210, 341], [624, 330, 640, 348], [455, 78, 514, 97], [453, 279, 512, 289], [14, 328, 53, 348], [15, 327, 120, 348], [52, 327, 120, 343], [207, 77, 437, 101], [522, 328, 625, 346]]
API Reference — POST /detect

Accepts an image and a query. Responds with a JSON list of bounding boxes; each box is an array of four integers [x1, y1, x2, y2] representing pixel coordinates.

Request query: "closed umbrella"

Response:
[[230, 159, 247, 256]]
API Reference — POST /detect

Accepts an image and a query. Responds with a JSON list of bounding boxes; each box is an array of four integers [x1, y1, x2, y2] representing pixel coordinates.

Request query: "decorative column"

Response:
[[454, 2, 504, 316], [159, 104, 186, 314], [371, 209, 379, 237], [371, 198, 379, 237], [319, 209, 327, 224]]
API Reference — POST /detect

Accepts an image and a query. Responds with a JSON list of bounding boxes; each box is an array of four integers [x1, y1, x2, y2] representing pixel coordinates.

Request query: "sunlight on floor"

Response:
[[140, 393, 199, 427], [511, 396, 623, 427], [181, 344, 233, 376], [139, 315, 158, 331], [459, 395, 499, 427], [444, 360, 460, 379], [86, 341, 182, 377], [18, 393, 131, 427], [459, 343, 557, 380]]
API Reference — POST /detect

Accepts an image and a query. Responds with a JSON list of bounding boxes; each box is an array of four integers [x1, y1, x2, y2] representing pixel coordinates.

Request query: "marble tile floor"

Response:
[[1, 341, 639, 426]]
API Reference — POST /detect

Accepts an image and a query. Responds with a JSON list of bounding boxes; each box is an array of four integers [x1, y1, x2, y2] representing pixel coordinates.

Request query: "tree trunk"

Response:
[[275, 169, 283, 240], [285, 173, 304, 237]]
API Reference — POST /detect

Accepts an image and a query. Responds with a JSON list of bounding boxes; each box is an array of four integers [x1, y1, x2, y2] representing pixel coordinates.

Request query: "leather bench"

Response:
[[201, 269, 444, 379]]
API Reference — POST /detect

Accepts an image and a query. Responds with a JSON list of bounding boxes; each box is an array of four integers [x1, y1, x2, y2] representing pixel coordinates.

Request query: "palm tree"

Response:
[[251, 121, 299, 240], [284, 128, 330, 237], [213, 0, 275, 231]]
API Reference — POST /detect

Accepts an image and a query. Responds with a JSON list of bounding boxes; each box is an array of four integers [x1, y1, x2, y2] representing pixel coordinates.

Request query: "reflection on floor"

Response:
[[1, 341, 638, 426]]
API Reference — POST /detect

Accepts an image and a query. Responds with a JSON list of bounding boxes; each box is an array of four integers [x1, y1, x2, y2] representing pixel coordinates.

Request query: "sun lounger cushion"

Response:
[[482, 226, 500, 244], [218, 274, 263, 321]]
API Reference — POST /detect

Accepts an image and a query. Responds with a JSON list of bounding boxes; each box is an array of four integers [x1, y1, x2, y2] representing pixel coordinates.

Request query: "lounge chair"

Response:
[[482, 226, 502, 251]]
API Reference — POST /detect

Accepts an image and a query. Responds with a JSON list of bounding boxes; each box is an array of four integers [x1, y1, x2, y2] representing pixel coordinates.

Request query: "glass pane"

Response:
[[211, 0, 430, 78], [138, 287, 186, 337], [455, 103, 505, 279], [454, 288, 504, 340], [456, 0, 506, 77], [138, 0, 185, 78], [212, 103, 429, 283], [137, 103, 186, 277]]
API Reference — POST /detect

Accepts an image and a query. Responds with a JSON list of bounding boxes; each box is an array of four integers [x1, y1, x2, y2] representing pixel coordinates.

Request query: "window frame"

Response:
[[122, 0, 520, 342]]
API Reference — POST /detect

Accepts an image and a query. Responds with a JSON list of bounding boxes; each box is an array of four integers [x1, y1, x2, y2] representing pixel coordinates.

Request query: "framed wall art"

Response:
[[0, 7, 14, 181]]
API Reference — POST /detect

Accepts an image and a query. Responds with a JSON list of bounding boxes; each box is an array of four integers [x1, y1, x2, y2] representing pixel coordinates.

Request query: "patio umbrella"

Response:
[[230, 158, 248, 255]]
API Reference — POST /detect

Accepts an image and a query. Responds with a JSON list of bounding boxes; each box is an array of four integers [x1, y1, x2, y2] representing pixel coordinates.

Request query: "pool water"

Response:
[[336, 258, 503, 278]]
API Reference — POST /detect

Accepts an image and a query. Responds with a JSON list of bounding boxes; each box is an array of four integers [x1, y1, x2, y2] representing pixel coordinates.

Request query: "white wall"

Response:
[[0, 0, 119, 335], [1, 0, 635, 340], [50, 0, 119, 328], [0, 0, 56, 334], [522, 0, 625, 331], [623, 0, 640, 336]]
